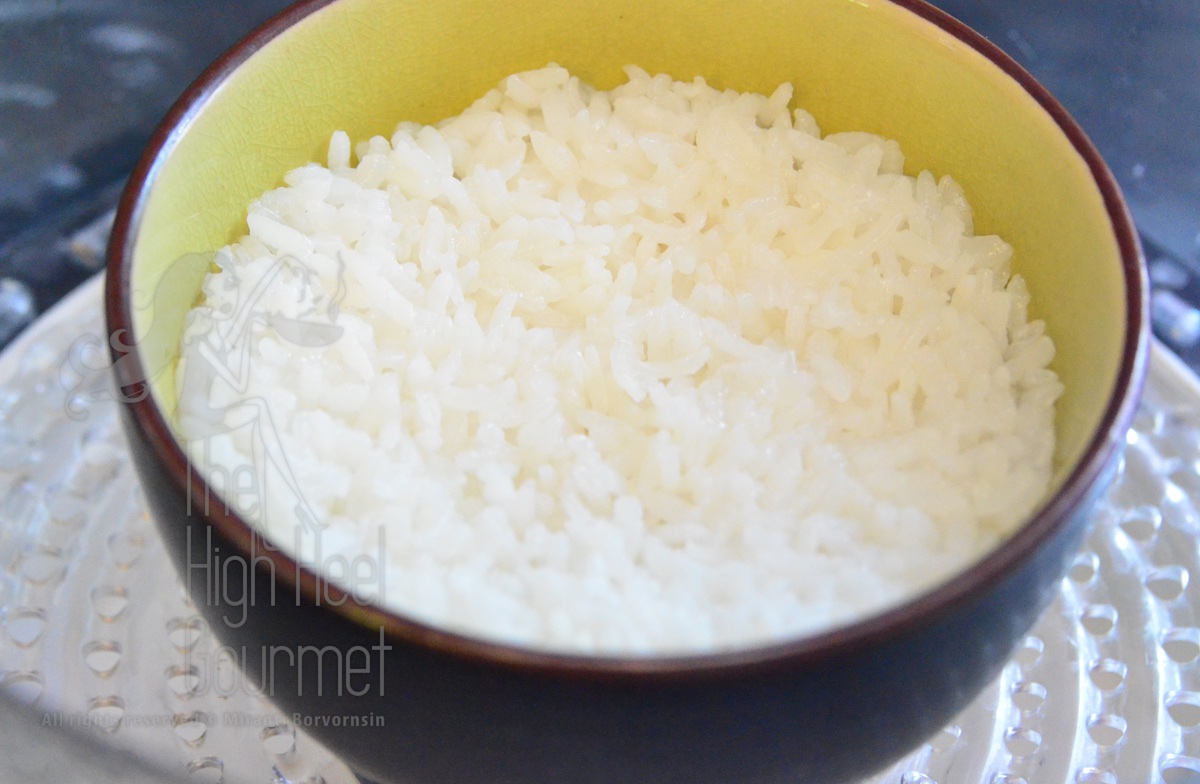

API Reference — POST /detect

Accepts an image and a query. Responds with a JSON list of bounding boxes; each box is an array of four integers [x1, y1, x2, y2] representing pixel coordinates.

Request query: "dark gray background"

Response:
[[0, 0, 1196, 355]]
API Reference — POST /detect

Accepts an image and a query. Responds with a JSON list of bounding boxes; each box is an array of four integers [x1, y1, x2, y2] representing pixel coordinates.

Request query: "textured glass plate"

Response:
[[0, 274, 1197, 784]]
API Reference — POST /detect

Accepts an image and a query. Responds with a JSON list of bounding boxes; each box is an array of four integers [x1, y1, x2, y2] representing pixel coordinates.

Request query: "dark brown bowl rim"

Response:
[[106, 0, 1149, 681]]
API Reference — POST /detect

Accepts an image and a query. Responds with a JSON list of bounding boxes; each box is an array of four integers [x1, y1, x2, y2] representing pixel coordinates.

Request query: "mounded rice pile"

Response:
[[177, 65, 1061, 654]]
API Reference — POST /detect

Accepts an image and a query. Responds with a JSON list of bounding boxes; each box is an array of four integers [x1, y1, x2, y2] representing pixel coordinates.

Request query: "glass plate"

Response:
[[0, 274, 1197, 784]]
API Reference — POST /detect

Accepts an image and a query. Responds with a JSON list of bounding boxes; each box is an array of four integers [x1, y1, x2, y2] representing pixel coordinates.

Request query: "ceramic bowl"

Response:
[[106, 0, 1148, 781]]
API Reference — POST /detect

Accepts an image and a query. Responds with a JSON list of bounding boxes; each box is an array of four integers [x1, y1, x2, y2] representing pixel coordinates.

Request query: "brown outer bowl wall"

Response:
[[106, 0, 1149, 681]]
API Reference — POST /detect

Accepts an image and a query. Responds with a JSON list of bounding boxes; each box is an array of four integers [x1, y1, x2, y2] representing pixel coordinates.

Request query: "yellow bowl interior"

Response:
[[128, 0, 1128, 490]]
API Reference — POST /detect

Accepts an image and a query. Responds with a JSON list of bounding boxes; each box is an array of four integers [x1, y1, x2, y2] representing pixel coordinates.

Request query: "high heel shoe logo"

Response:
[[63, 249, 348, 543]]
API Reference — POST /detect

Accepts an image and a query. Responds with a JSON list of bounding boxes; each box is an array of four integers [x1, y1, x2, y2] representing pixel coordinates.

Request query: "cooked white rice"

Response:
[[176, 65, 1061, 654]]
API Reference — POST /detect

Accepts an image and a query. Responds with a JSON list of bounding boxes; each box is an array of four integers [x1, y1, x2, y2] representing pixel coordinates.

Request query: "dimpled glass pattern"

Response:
[[0, 274, 1196, 784]]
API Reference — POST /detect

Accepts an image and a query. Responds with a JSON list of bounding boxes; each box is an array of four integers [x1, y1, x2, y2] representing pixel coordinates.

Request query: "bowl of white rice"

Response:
[[106, 0, 1148, 782]]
